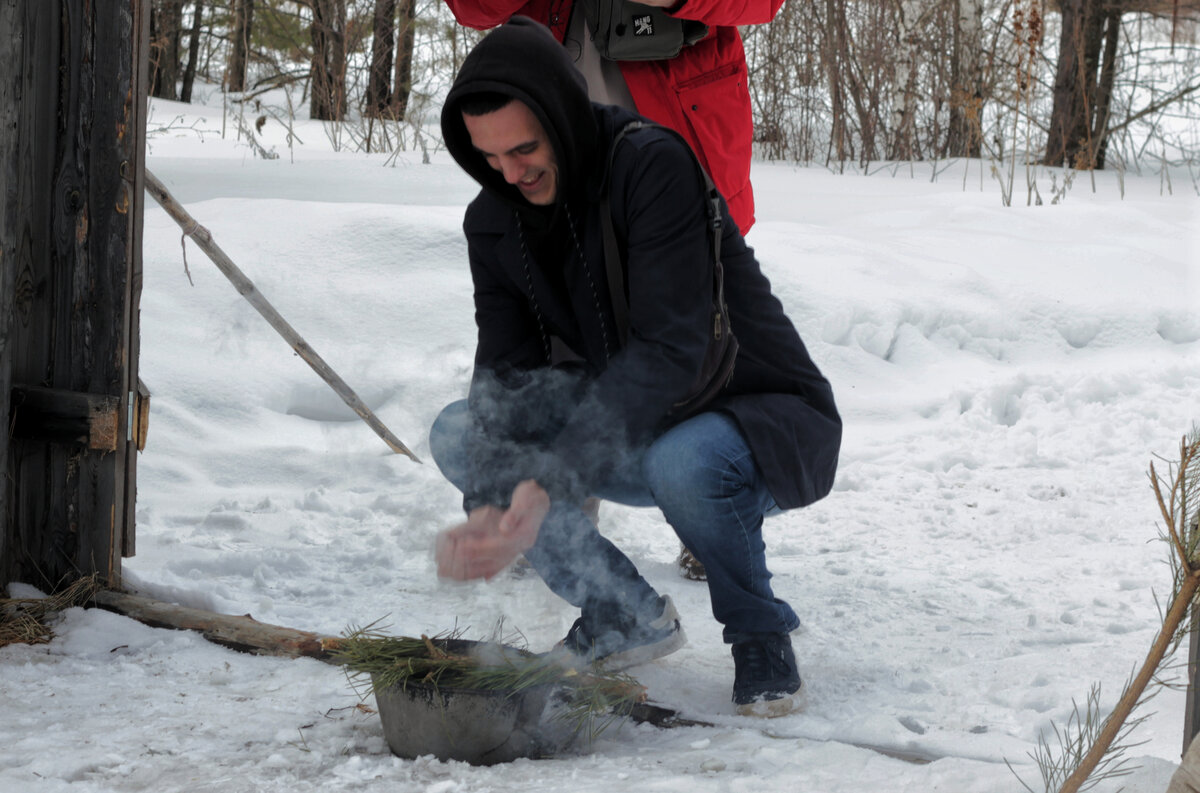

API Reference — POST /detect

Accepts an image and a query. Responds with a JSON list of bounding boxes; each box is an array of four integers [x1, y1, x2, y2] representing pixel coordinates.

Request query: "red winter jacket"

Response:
[[442, 0, 783, 233]]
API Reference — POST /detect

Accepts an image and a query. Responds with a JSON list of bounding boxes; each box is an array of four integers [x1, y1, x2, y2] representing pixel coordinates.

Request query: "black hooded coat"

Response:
[[440, 17, 841, 513]]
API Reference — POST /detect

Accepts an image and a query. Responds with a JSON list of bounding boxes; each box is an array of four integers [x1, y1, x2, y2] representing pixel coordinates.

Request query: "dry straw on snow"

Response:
[[0, 575, 101, 649]]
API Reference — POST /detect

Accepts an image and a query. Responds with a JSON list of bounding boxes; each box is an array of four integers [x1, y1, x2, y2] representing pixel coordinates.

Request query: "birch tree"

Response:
[[947, 0, 985, 156]]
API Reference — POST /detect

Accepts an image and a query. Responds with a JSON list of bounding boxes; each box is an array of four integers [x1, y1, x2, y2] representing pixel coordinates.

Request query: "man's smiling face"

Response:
[[463, 100, 559, 206]]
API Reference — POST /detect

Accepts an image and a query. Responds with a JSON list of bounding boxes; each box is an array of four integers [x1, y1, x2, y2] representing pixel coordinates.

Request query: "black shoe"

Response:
[[730, 632, 803, 717], [560, 596, 686, 670]]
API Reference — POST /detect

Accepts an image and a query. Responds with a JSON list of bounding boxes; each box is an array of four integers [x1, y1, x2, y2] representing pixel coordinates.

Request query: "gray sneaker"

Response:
[[560, 595, 686, 670]]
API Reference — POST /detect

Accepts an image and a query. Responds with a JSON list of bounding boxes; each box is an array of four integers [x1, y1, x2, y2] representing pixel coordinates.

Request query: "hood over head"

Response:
[[441, 16, 599, 212]]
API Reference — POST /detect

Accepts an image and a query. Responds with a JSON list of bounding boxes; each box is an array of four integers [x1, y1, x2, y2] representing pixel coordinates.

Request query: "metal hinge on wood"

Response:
[[9, 384, 148, 452]]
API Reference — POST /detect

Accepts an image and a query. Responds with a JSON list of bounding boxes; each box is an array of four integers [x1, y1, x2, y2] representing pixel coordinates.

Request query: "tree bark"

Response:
[[1044, 0, 1111, 167], [180, 1, 203, 103], [822, 0, 850, 165], [228, 0, 255, 93], [1091, 8, 1121, 168], [888, 0, 925, 160], [310, 0, 348, 121], [149, 0, 183, 100], [391, 0, 417, 120], [366, 0, 397, 118], [947, 0, 985, 157]]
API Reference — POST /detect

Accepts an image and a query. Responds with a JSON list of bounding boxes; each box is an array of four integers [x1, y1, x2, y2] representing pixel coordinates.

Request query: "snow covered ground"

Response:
[[2, 96, 1198, 792]]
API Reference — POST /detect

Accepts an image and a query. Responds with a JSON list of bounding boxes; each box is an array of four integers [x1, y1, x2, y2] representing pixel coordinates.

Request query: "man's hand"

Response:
[[435, 480, 550, 581]]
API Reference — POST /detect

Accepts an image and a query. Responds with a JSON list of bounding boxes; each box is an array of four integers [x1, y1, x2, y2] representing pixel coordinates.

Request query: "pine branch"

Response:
[[333, 623, 646, 740], [1026, 431, 1200, 793]]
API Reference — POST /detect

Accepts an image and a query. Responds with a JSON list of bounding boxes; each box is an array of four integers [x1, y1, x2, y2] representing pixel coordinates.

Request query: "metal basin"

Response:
[[372, 639, 573, 765]]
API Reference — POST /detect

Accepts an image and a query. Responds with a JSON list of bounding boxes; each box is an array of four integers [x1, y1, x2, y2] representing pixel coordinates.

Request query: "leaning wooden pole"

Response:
[[143, 169, 419, 462]]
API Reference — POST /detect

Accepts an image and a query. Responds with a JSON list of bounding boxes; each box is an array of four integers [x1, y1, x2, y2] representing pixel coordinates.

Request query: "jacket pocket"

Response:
[[673, 62, 752, 199]]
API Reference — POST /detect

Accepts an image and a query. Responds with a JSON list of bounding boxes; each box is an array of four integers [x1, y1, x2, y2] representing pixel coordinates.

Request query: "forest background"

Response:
[[145, 0, 1200, 203]]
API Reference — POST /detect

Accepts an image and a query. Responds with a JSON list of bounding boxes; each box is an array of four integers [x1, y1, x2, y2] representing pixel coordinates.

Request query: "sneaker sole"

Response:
[[735, 688, 804, 718], [598, 623, 687, 671], [596, 596, 686, 670]]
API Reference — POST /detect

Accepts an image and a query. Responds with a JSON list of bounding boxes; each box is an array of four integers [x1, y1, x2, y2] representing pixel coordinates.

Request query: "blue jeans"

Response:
[[429, 400, 800, 642]]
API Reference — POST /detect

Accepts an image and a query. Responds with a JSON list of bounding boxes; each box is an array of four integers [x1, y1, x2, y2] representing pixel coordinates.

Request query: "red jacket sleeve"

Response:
[[443, 0, 565, 34], [669, 0, 785, 28]]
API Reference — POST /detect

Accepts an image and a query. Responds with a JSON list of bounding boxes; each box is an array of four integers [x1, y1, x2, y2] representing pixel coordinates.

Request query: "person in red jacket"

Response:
[[441, 0, 782, 235]]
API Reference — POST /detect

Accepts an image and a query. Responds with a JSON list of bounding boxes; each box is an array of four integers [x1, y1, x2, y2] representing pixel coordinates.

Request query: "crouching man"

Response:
[[429, 17, 841, 717]]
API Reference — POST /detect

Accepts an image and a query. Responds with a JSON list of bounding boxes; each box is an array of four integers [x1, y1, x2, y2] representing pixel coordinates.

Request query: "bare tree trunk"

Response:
[[947, 0, 984, 157], [1044, 0, 1108, 167], [150, 0, 183, 100], [366, 0, 397, 118], [1091, 7, 1121, 168], [391, 0, 417, 120], [822, 0, 850, 165], [228, 0, 255, 93], [888, 0, 925, 160], [180, 1, 204, 103], [310, 0, 348, 121]]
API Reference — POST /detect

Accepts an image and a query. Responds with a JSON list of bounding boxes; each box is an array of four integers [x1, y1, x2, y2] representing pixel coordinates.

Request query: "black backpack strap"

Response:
[[600, 120, 723, 349]]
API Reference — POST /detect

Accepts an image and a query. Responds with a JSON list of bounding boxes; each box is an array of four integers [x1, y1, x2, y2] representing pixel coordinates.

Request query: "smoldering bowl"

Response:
[[371, 639, 576, 765]]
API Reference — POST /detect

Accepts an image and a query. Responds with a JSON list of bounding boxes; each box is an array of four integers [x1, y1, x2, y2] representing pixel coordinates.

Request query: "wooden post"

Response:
[[0, 0, 19, 594], [0, 0, 148, 591]]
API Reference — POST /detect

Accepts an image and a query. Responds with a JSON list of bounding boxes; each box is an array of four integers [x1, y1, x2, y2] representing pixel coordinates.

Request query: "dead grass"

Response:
[[0, 575, 101, 649]]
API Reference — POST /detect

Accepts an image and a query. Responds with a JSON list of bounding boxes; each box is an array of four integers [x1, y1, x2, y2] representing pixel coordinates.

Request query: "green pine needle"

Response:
[[332, 620, 646, 741]]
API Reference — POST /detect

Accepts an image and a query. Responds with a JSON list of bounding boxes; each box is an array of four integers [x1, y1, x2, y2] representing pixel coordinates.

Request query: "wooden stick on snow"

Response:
[[92, 589, 345, 662], [90, 589, 710, 732], [143, 169, 419, 462]]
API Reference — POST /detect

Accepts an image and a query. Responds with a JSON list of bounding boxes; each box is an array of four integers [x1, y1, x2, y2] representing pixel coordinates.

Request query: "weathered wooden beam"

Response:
[[9, 385, 122, 451], [0, 0, 21, 588]]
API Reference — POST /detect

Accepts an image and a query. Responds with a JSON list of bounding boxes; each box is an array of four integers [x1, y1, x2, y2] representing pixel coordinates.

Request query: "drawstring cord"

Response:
[[515, 214, 553, 362], [564, 204, 612, 362], [516, 205, 614, 364]]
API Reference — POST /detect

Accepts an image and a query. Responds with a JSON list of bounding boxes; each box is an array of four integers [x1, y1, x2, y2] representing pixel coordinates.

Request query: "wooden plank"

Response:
[[121, 0, 151, 563], [0, 0, 22, 587], [3, 0, 61, 589]]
